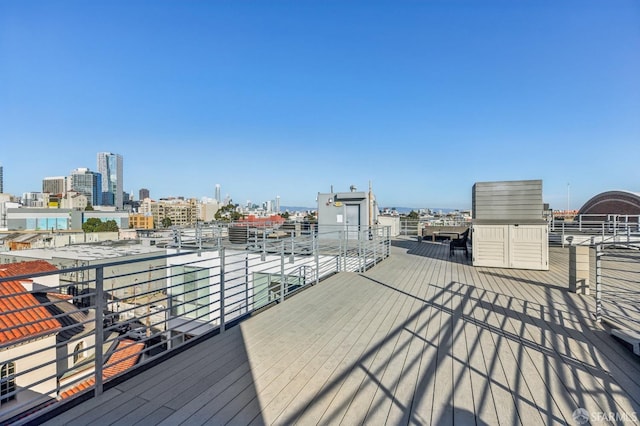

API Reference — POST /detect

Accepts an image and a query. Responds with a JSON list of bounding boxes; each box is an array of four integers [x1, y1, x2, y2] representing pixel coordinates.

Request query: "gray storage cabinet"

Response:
[[471, 180, 549, 270]]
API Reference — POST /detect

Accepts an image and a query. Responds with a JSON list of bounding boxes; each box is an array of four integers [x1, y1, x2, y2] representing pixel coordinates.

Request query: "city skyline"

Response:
[[1, 1, 639, 210]]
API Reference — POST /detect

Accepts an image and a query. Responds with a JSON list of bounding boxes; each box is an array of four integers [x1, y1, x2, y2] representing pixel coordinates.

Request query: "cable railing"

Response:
[[0, 225, 390, 424]]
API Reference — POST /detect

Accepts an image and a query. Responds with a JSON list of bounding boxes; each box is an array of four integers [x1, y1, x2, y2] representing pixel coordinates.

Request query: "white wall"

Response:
[[4, 335, 58, 399]]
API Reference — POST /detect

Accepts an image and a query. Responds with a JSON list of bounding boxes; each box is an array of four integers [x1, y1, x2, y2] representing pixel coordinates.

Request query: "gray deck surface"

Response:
[[43, 239, 640, 425]]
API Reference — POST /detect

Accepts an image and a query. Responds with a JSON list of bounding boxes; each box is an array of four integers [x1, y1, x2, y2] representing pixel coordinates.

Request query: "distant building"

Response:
[[199, 198, 220, 222], [97, 152, 123, 209], [578, 190, 640, 221], [139, 197, 198, 227], [69, 168, 102, 207], [139, 188, 150, 201], [42, 176, 67, 197], [6, 208, 77, 231], [60, 191, 88, 210], [215, 184, 221, 203], [0, 163, 4, 193], [21, 192, 49, 208], [5, 208, 129, 231], [129, 213, 154, 229]]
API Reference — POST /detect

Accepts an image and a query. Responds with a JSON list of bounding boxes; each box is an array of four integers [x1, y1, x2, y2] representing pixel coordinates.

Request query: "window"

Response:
[[253, 273, 304, 309], [171, 266, 210, 320], [1, 362, 16, 404], [73, 342, 85, 364]]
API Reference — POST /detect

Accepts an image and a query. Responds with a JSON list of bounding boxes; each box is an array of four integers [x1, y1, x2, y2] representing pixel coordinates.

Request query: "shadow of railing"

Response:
[[274, 266, 640, 425]]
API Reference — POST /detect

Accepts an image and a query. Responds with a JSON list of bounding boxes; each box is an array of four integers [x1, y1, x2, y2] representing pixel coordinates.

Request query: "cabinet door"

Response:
[[509, 225, 548, 270], [472, 225, 509, 267]]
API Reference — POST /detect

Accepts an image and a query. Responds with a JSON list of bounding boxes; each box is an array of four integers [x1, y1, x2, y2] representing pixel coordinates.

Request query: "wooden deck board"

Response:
[[455, 263, 499, 426], [41, 240, 640, 426], [341, 258, 427, 424]]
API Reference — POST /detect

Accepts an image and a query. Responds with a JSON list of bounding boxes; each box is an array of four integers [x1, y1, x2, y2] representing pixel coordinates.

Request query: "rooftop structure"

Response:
[[578, 190, 640, 219]]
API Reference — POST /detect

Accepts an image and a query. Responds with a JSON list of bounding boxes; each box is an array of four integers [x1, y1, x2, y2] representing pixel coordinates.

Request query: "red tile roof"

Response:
[[237, 214, 286, 225], [104, 338, 145, 378], [59, 338, 145, 399], [0, 261, 62, 345]]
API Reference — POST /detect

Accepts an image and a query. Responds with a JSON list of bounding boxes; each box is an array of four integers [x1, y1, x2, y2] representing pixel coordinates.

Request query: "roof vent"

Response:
[[350, 185, 357, 192]]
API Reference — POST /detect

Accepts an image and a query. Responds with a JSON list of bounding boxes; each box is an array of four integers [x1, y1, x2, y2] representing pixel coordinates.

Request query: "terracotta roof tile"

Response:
[[0, 261, 62, 345], [103, 338, 145, 377], [59, 338, 145, 400]]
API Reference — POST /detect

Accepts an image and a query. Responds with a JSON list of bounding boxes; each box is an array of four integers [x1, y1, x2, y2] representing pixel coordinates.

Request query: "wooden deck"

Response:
[[43, 239, 640, 425]]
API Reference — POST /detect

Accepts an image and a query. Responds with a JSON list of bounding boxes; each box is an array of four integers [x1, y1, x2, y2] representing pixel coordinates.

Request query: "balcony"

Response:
[[2, 225, 640, 425]]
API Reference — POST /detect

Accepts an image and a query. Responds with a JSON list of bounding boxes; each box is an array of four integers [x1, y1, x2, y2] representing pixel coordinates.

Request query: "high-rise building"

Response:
[[42, 176, 67, 195], [0, 163, 3, 193], [70, 168, 102, 207], [139, 188, 150, 200], [97, 152, 123, 209], [276, 195, 280, 213], [215, 184, 221, 203]]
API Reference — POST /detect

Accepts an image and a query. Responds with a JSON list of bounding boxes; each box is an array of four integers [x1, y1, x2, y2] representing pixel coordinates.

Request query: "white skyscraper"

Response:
[[215, 184, 221, 203], [97, 152, 123, 209]]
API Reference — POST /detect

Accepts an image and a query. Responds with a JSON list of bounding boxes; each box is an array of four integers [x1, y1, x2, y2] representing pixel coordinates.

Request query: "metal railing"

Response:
[[594, 244, 640, 329], [399, 219, 471, 236], [0, 225, 390, 424], [550, 214, 640, 247]]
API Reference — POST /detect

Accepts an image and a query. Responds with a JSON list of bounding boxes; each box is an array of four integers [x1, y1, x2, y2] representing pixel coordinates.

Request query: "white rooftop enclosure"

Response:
[[472, 179, 549, 270]]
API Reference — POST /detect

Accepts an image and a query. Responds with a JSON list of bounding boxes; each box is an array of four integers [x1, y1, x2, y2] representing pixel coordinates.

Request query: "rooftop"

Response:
[[41, 239, 640, 425], [0, 241, 165, 262], [0, 261, 61, 345]]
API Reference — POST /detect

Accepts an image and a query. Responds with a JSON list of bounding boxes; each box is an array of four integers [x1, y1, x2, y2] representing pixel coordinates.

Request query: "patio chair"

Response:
[[449, 228, 470, 258]]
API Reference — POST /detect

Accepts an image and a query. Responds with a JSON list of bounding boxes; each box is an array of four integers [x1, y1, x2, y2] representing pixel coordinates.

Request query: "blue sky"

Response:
[[1, 1, 638, 210]]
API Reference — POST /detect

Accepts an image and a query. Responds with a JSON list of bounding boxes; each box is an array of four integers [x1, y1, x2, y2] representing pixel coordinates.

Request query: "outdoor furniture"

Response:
[[450, 228, 470, 258], [432, 231, 460, 242]]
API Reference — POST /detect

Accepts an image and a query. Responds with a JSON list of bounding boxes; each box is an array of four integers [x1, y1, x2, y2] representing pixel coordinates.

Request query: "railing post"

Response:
[[220, 247, 226, 332], [337, 230, 342, 272], [95, 266, 105, 396], [561, 222, 565, 248], [358, 232, 362, 273], [373, 228, 377, 267], [280, 241, 285, 303], [344, 229, 348, 271], [245, 253, 249, 315], [314, 232, 320, 285], [596, 245, 602, 323], [290, 235, 295, 264]]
